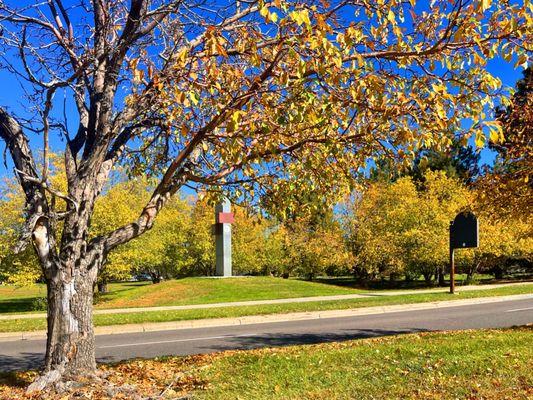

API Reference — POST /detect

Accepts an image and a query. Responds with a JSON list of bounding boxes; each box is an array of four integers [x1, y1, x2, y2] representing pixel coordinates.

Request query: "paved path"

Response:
[[0, 296, 531, 371], [1, 281, 530, 320]]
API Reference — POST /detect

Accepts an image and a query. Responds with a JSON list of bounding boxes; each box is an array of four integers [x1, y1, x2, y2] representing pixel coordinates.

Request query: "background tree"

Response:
[[369, 139, 481, 185], [0, 181, 40, 285], [409, 139, 481, 185], [184, 198, 216, 276], [346, 171, 471, 284], [284, 215, 353, 280], [0, 0, 528, 392], [478, 66, 533, 217], [108, 196, 191, 284], [92, 179, 192, 285], [232, 208, 270, 275], [467, 211, 533, 280]]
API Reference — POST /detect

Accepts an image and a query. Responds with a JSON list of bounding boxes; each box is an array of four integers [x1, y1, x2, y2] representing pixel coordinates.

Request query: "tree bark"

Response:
[[438, 266, 446, 286], [27, 258, 98, 393]]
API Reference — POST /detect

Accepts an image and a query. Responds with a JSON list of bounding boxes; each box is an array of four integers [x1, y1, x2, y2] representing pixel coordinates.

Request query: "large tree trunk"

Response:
[[27, 258, 99, 393]]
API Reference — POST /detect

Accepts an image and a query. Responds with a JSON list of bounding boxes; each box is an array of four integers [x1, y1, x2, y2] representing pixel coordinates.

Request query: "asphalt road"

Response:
[[1, 297, 532, 372]]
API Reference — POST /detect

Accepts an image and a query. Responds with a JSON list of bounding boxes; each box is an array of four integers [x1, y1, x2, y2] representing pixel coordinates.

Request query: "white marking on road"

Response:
[[98, 333, 256, 349], [505, 306, 533, 313]]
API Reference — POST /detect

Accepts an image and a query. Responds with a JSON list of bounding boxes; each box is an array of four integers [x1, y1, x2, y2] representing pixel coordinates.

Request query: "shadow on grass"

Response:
[[311, 277, 435, 290], [310, 277, 518, 290], [0, 299, 40, 314]]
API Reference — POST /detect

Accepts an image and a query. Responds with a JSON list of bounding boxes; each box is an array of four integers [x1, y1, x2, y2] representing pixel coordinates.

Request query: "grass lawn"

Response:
[[1, 283, 531, 333], [0, 277, 360, 314], [194, 326, 533, 399], [1, 326, 531, 399], [94, 277, 360, 309], [1, 275, 524, 315]]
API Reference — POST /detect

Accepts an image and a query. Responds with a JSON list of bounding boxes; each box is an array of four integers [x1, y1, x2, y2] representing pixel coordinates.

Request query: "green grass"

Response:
[[1, 284, 531, 333], [193, 326, 533, 399], [94, 277, 360, 309], [1, 275, 524, 315], [0, 277, 360, 314], [0, 284, 47, 314]]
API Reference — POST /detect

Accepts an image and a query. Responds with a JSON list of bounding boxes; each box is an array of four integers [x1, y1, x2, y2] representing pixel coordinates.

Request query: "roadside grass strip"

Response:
[[1, 327, 531, 399], [0, 284, 531, 333]]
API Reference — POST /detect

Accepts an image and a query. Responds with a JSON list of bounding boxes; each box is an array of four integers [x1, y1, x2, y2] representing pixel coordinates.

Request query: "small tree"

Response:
[[0, 0, 528, 392]]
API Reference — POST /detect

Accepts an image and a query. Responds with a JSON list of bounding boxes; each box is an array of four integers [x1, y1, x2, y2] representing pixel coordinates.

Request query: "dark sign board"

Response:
[[450, 212, 478, 249]]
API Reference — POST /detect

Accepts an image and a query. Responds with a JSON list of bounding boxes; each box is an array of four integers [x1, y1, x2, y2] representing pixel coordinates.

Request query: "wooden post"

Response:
[[449, 220, 455, 294], [449, 246, 455, 294]]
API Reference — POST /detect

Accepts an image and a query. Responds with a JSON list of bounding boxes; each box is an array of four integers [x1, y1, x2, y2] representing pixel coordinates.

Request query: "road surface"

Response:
[[0, 297, 532, 372]]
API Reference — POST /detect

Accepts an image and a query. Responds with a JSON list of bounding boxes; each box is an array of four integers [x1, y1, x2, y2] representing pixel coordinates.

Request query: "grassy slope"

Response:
[[1, 284, 531, 333], [0, 277, 358, 314], [95, 277, 358, 308], [0, 275, 518, 314], [195, 326, 533, 399]]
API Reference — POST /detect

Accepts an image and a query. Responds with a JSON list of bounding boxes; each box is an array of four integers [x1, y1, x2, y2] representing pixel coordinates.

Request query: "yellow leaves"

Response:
[[387, 10, 396, 24], [175, 48, 188, 66], [290, 9, 311, 27], [474, 133, 485, 148], [333, 55, 343, 68], [189, 91, 200, 106], [226, 110, 246, 133], [473, 51, 487, 67], [129, 58, 144, 84], [434, 103, 446, 121], [484, 120, 504, 143], [480, 0, 492, 12], [260, 6, 279, 23], [515, 53, 529, 68]]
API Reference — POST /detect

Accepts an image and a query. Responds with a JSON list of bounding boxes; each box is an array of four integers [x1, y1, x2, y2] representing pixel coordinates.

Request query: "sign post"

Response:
[[214, 199, 234, 277], [449, 221, 455, 294], [449, 211, 479, 294]]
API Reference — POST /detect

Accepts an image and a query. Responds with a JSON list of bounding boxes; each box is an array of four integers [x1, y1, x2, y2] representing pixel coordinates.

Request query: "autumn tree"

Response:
[[345, 171, 471, 283], [183, 198, 216, 276], [0, 0, 529, 392], [464, 214, 533, 280], [92, 178, 192, 286], [478, 66, 533, 217], [0, 180, 40, 285]]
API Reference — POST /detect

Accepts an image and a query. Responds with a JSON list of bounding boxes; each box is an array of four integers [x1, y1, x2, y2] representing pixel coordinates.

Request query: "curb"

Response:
[[0, 293, 531, 342]]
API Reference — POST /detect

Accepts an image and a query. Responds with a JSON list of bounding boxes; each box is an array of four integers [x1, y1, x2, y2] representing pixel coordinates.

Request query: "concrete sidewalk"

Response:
[[0, 281, 531, 321], [0, 293, 531, 342]]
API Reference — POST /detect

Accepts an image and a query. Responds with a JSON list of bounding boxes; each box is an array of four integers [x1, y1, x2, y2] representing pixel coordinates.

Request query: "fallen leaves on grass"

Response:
[[0, 354, 216, 400]]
